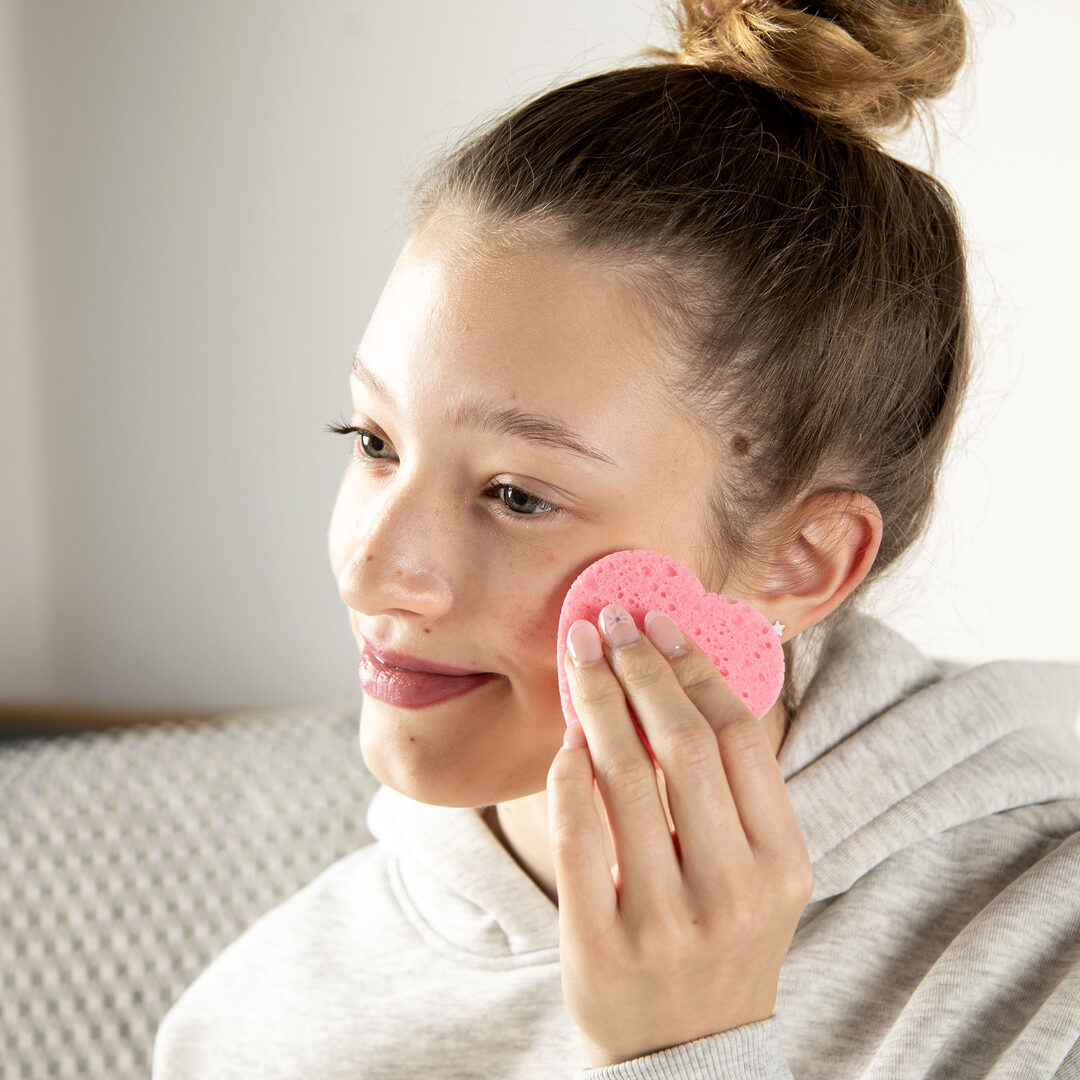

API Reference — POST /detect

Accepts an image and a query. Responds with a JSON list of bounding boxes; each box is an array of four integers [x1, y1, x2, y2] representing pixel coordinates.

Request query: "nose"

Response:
[[334, 475, 457, 622]]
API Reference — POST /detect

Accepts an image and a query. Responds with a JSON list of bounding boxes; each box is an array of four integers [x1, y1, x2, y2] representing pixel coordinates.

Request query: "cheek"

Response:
[[326, 486, 355, 572], [487, 561, 574, 676], [326, 469, 381, 567]]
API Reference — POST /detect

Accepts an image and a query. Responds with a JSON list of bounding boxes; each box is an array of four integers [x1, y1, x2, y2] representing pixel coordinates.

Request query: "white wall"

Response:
[[874, 1, 1080, 667], [0, 0, 51, 699], [1, 0, 1077, 713]]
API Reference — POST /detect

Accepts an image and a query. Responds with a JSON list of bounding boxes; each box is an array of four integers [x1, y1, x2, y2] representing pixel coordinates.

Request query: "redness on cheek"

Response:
[[501, 613, 546, 656]]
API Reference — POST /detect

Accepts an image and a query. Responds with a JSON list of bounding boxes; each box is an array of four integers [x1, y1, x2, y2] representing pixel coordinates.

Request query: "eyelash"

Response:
[[324, 419, 564, 523]]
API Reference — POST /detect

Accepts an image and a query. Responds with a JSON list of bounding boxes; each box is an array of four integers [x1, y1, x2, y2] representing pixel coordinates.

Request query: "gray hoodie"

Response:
[[151, 613, 1080, 1078]]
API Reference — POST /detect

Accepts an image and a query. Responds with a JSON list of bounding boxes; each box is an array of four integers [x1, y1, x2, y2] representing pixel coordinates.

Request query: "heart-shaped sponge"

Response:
[[557, 549, 785, 727]]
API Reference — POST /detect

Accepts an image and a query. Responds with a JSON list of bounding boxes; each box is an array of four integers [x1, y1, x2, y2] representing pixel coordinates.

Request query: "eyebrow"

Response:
[[351, 355, 618, 468]]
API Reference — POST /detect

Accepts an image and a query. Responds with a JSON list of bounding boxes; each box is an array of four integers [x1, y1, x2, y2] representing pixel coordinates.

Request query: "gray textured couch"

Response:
[[1, 706, 382, 1080]]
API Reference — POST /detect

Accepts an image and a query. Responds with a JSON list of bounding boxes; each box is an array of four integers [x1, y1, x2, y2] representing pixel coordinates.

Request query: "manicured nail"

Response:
[[644, 610, 689, 658], [567, 619, 604, 666], [598, 604, 639, 648]]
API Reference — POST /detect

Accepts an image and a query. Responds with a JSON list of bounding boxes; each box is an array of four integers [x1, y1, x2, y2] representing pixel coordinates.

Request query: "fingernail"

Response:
[[598, 604, 639, 648], [644, 610, 690, 658], [567, 619, 604, 666]]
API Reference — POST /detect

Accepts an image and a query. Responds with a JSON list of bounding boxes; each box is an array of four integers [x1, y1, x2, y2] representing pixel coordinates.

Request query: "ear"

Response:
[[741, 492, 883, 641]]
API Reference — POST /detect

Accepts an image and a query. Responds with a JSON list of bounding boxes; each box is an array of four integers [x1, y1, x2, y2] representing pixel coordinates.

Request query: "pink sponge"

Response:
[[557, 550, 785, 732]]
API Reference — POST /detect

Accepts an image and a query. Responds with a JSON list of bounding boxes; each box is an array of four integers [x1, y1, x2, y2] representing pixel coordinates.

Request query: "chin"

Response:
[[358, 707, 558, 809]]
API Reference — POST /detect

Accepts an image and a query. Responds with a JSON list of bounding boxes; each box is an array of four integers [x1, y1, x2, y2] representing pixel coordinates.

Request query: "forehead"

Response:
[[359, 216, 684, 418]]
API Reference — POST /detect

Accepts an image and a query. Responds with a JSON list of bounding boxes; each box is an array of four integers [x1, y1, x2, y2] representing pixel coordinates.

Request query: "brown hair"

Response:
[[409, 0, 972, 709]]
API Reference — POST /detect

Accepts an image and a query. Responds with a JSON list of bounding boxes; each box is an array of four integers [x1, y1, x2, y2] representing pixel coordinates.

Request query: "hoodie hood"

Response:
[[365, 770, 561, 959], [781, 613, 1080, 903]]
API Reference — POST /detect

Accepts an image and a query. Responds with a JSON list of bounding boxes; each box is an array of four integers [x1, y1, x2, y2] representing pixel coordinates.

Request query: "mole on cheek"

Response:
[[731, 434, 751, 456]]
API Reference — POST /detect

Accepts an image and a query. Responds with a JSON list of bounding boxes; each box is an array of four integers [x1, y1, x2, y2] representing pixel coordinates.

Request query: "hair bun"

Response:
[[661, 0, 968, 139]]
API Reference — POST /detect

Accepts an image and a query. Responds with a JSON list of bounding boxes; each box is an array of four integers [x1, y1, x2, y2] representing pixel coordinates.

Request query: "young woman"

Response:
[[153, 1, 1080, 1076]]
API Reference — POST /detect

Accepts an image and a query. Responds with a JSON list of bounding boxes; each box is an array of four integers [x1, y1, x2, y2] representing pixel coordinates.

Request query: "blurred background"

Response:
[[2, 0, 1078, 730]]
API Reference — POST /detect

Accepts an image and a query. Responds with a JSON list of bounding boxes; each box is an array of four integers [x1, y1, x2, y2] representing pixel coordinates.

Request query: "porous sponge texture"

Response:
[[557, 549, 785, 723]]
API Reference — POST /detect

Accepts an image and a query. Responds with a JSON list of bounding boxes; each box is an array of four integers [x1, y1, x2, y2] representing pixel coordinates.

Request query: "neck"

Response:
[[484, 696, 790, 907]]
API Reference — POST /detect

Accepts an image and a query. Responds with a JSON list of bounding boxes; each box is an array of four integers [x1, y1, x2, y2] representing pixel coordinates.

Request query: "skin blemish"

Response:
[[731, 434, 751, 456], [366, 555, 374, 562]]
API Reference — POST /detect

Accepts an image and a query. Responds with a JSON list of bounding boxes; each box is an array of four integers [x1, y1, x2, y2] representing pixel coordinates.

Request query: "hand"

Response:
[[546, 604, 813, 1069]]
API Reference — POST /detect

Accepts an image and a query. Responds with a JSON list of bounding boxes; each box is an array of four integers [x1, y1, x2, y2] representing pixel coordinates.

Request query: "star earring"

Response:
[[772, 619, 786, 637]]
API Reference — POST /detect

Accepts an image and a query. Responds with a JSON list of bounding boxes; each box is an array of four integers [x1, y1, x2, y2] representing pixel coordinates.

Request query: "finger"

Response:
[[564, 625, 682, 909], [644, 617, 804, 860], [595, 610, 752, 888], [713, 707, 804, 859], [546, 721, 616, 931]]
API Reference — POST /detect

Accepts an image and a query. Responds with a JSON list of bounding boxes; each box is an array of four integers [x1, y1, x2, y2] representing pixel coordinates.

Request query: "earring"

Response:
[[772, 619, 786, 637]]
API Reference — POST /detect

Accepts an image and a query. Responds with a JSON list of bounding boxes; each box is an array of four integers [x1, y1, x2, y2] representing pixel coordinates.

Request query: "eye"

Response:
[[490, 484, 559, 521], [324, 419, 564, 522], [356, 429, 393, 460], [323, 421, 394, 462]]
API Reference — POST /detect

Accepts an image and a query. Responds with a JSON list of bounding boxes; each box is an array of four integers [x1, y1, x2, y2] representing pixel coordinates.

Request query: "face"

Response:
[[328, 215, 722, 808]]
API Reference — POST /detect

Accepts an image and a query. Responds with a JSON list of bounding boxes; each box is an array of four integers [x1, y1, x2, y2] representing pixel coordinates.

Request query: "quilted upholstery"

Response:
[[0, 706, 380, 1079]]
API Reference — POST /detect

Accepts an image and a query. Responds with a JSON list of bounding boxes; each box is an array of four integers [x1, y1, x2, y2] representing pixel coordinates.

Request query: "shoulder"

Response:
[[782, 805, 1080, 1076], [153, 842, 389, 1071]]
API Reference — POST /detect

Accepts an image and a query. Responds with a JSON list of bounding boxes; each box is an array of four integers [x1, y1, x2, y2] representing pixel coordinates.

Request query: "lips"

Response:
[[361, 636, 492, 676], [358, 643, 500, 708]]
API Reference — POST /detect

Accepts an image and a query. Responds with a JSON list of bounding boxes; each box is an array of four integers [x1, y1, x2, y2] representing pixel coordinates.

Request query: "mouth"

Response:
[[358, 641, 501, 709], [359, 632, 496, 677]]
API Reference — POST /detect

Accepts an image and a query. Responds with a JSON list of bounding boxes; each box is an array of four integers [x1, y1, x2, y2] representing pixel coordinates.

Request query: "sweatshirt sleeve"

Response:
[[1056, 1038, 1080, 1077], [570, 1017, 793, 1080]]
